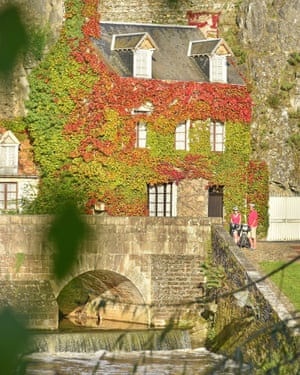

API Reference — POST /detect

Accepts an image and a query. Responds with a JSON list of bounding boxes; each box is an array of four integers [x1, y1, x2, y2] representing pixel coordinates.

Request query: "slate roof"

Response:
[[94, 22, 245, 85], [189, 39, 230, 56], [113, 33, 147, 49], [113, 33, 157, 50]]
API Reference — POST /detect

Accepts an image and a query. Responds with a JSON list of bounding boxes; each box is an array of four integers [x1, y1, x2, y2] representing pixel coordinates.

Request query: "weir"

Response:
[[28, 329, 191, 353]]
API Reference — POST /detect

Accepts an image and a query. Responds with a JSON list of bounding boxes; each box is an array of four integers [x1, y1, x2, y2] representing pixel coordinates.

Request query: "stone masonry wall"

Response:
[[0, 215, 220, 329], [151, 254, 205, 326], [177, 178, 208, 217], [98, 0, 237, 25], [211, 224, 299, 360]]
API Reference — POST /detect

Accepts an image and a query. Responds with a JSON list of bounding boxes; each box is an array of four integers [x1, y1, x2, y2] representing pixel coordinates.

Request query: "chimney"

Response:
[[186, 11, 221, 38]]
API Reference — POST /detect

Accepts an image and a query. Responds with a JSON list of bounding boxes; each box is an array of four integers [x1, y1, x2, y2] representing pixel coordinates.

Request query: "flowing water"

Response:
[[24, 349, 251, 375], [22, 321, 252, 375]]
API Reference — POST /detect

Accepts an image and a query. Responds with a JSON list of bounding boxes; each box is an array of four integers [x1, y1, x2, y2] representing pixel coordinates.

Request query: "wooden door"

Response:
[[208, 186, 223, 217]]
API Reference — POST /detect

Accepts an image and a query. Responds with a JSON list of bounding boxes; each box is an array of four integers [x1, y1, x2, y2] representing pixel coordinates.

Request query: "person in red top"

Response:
[[230, 207, 241, 244], [248, 203, 258, 250]]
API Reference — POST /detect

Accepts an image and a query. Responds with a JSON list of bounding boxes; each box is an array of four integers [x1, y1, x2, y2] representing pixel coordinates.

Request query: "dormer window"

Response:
[[188, 38, 232, 83], [210, 55, 227, 83], [112, 32, 157, 79], [0, 131, 20, 175], [134, 49, 153, 78]]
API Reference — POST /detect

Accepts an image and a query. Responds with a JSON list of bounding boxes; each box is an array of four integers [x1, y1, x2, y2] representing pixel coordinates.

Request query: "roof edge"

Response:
[[100, 21, 198, 29]]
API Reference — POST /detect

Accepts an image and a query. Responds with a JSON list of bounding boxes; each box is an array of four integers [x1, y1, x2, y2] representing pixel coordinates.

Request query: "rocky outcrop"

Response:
[[0, 0, 64, 118], [236, 0, 300, 193]]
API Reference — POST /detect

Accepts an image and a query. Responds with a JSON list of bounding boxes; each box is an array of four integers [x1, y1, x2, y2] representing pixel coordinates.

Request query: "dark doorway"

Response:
[[208, 185, 223, 217]]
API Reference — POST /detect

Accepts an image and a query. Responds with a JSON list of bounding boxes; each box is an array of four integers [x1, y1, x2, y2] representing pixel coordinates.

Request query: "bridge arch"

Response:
[[57, 268, 150, 326]]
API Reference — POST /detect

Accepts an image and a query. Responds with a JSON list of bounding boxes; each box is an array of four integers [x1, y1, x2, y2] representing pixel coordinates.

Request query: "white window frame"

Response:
[[135, 121, 147, 148], [0, 144, 18, 174], [0, 182, 18, 211], [133, 49, 153, 79], [175, 120, 190, 151], [210, 121, 225, 152], [148, 182, 177, 217], [210, 55, 227, 83]]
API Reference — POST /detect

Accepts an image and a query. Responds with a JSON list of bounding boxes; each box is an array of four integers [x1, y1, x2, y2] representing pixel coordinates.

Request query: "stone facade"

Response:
[[98, 0, 237, 25], [177, 178, 208, 217]]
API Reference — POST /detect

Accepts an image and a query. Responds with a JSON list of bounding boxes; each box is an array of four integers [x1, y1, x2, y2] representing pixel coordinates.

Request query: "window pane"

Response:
[[175, 122, 189, 151], [0, 183, 4, 209], [135, 122, 147, 148], [0, 182, 17, 210], [210, 55, 226, 82], [210, 122, 225, 152], [148, 183, 177, 217], [134, 50, 151, 78]]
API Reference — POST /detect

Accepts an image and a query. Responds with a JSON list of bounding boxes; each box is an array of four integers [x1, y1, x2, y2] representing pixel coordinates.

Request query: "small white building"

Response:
[[267, 191, 300, 241], [0, 129, 39, 213]]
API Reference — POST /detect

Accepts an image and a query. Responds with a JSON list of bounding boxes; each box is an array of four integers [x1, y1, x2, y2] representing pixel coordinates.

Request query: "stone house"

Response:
[[0, 129, 38, 213], [89, 19, 250, 218], [21, 2, 259, 225]]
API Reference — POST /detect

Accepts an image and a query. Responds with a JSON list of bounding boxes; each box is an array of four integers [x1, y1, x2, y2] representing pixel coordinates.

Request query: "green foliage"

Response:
[[287, 52, 300, 66], [0, 4, 29, 75], [26, 24, 48, 61], [280, 81, 294, 91], [15, 252, 25, 273], [267, 94, 280, 109], [287, 133, 300, 151], [20, 0, 268, 234], [0, 118, 27, 140], [201, 262, 225, 290], [222, 27, 246, 65], [0, 307, 29, 375], [289, 108, 300, 119], [48, 201, 90, 280], [260, 261, 300, 310], [189, 120, 211, 156]]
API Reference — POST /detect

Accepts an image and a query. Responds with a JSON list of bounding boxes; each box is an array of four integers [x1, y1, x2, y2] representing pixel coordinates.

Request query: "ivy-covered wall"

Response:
[[3, 0, 268, 234]]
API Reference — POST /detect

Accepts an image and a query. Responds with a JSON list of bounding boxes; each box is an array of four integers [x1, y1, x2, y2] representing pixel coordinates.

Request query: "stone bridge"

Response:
[[0, 215, 220, 329]]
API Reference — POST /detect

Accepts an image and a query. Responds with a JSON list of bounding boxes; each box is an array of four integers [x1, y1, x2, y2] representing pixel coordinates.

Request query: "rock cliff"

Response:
[[0, 0, 299, 194], [236, 0, 300, 194]]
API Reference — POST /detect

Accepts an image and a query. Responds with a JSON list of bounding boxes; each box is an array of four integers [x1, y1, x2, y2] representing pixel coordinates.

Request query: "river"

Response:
[[21, 321, 252, 375], [24, 348, 251, 374]]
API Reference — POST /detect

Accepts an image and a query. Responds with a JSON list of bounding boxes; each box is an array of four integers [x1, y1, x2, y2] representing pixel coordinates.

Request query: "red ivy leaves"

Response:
[[61, 0, 254, 215]]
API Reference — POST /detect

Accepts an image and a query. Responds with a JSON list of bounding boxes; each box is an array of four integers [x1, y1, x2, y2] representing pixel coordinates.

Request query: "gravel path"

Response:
[[242, 240, 300, 266], [239, 240, 300, 318]]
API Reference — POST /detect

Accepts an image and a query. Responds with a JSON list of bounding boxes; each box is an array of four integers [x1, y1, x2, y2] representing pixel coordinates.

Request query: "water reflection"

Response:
[[61, 317, 149, 330]]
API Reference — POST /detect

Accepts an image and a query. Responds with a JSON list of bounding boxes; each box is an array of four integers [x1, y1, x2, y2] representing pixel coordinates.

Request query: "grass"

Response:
[[260, 261, 300, 311]]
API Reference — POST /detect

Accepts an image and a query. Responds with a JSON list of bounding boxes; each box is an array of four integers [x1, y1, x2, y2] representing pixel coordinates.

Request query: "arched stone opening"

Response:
[[57, 269, 149, 328]]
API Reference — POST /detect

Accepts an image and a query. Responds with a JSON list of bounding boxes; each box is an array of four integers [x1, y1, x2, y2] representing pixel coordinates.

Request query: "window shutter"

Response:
[[210, 55, 227, 83], [0, 145, 18, 174], [134, 50, 152, 78], [135, 122, 147, 148], [175, 121, 190, 151], [210, 122, 225, 152]]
